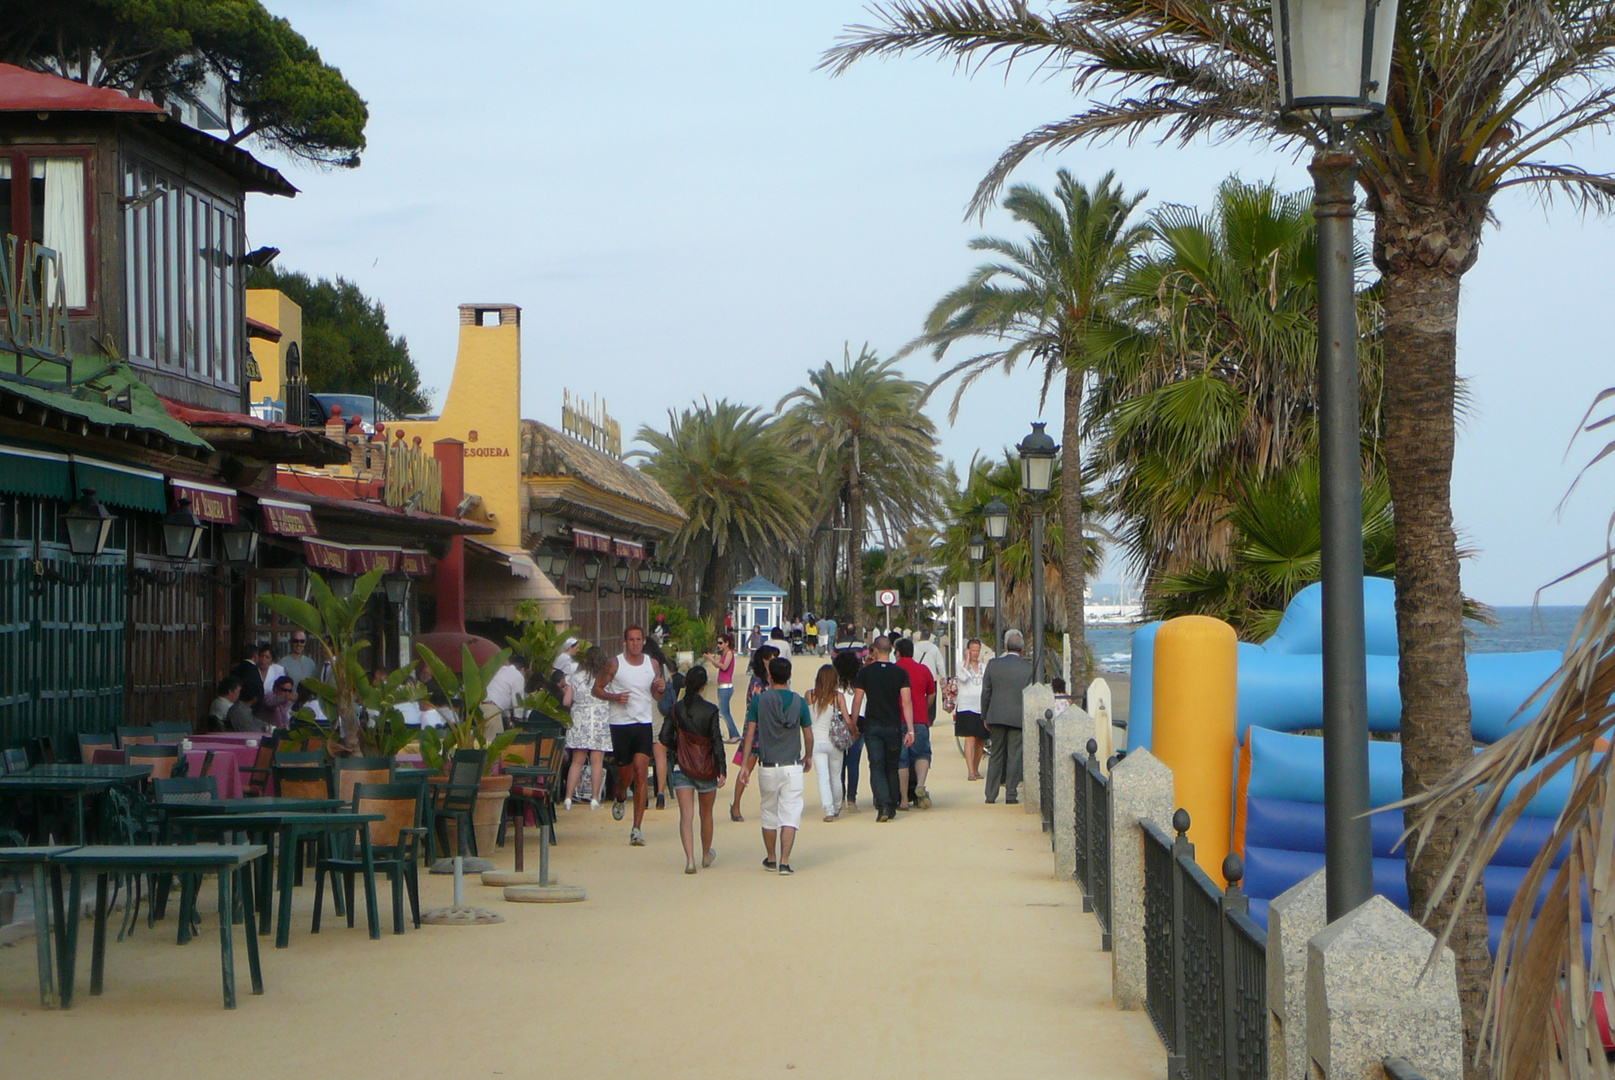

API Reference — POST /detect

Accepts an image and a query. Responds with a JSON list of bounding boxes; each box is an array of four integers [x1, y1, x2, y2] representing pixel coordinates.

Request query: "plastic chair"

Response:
[[501, 732, 566, 871], [273, 763, 336, 885], [425, 749, 486, 862], [77, 732, 115, 763], [313, 782, 426, 936], [334, 757, 393, 805], [241, 732, 283, 795], [151, 721, 192, 744], [128, 743, 180, 780], [117, 726, 156, 748]]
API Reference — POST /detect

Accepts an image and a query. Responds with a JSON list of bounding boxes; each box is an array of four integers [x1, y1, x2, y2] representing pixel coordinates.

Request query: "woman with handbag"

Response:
[[807, 664, 852, 820], [659, 664, 727, 874], [953, 638, 989, 782]]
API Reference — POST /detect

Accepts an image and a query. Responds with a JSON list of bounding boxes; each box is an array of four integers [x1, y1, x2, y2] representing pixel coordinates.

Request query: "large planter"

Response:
[[444, 773, 513, 858]]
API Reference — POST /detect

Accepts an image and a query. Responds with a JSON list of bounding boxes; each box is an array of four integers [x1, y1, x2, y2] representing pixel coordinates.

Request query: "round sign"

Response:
[[876, 589, 899, 607]]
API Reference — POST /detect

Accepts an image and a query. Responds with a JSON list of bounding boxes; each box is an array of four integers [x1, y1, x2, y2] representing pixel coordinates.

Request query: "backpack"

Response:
[[673, 701, 719, 782]]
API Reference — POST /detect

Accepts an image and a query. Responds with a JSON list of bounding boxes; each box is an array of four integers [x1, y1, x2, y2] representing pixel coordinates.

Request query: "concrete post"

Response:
[[1107, 748, 1173, 1010], [1050, 705, 1089, 879], [1306, 895, 1462, 1080], [1021, 683, 1055, 816], [1267, 870, 1327, 1080]]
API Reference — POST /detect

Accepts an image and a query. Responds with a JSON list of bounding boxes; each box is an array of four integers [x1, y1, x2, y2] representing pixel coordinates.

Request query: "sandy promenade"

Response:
[[0, 732, 1161, 1080]]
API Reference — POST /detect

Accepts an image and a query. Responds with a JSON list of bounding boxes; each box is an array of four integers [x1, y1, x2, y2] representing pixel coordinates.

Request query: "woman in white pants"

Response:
[[807, 664, 845, 820]]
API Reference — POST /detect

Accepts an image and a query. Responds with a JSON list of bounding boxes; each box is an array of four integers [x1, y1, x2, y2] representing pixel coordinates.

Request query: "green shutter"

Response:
[[0, 445, 72, 501], [72, 457, 166, 512]]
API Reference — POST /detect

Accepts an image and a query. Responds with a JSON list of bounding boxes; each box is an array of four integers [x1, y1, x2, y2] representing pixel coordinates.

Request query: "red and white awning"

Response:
[[572, 528, 612, 553], [300, 539, 411, 576], [260, 498, 318, 537], [613, 538, 645, 560], [170, 479, 238, 524]]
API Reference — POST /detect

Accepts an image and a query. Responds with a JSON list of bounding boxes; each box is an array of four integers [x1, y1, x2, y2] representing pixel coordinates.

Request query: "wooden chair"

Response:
[[77, 732, 115, 763], [117, 726, 156, 747], [273, 749, 329, 768], [273, 763, 335, 884], [424, 749, 486, 862], [151, 721, 192, 744], [334, 757, 393, 806], [150, 776, 221, 928], [128, 743, 180, 780], [313, 782, 426, 936], [241, 732, 283, 795]]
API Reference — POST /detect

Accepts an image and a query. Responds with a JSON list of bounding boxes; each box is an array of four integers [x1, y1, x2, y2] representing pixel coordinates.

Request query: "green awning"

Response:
[[72, 456, 166, 513], [0, 444, 72, 500]]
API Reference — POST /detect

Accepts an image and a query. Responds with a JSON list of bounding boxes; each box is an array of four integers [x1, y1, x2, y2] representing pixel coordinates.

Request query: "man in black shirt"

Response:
[[850, 636, 915, 822]]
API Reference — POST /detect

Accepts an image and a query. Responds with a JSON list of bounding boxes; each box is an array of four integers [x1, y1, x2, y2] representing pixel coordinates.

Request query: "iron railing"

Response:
[[1037, 711, 1054, 843], [1074, 738, 1113, 950], [1141, 809, 1267, 1080]]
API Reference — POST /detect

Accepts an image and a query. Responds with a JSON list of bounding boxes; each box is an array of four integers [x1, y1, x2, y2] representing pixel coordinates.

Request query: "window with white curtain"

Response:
[[0, 152, 90, 310]]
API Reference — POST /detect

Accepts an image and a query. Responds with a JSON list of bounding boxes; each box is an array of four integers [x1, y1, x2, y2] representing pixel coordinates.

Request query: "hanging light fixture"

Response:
[[63, 488, 114, 558], [161, 498, 205, 561], [383, 574, 410, 605], [330, 575, 356, 600]]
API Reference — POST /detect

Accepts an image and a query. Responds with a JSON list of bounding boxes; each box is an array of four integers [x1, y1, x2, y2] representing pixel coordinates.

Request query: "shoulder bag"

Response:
[[674, 703, 720, 782]]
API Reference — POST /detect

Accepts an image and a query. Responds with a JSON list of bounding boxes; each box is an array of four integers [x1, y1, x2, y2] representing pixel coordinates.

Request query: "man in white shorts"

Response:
[[741, 656, 814, 875], [593, 625, 666, 846]]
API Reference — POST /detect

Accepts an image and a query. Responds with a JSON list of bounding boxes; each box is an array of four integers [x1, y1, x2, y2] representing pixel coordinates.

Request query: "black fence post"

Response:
[[1170, 808, 1194, 1078], [1080, 737, 1096, 907]]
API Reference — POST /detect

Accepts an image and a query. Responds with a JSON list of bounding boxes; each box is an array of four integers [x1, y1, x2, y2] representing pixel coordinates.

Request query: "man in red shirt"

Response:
[[895, 637, 938, 809]]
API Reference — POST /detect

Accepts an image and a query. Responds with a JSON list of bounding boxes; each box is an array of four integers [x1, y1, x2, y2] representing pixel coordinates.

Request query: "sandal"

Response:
[[730, 807, 744, 822]]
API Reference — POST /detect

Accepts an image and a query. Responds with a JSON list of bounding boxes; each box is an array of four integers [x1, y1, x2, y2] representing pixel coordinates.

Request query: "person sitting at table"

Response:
[[208, 675, 242, 731], [227, 687, 273, 733], [293, 683, 326, 722], [264, 675, 296, 730]]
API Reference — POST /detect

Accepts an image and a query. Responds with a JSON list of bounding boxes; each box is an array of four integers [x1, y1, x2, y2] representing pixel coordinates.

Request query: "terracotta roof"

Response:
[[246, 316, 282, 341], [0, 63, 164, 115], [267, 469, 494, 538], [159, 396, 348, 466], [521, 420, 684, 520]]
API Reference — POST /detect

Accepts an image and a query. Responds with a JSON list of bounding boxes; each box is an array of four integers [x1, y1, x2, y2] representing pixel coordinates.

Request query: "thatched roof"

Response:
[[520, 420, 685, 529]]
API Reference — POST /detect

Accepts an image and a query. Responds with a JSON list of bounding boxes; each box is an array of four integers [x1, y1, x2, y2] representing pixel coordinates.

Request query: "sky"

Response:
[[246, 1, 1615, 608]]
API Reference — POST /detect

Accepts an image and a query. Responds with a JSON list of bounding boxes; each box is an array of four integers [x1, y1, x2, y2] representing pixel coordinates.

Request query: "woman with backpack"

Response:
[[807, 663, 853, 820], [658, 665, 726, 874]]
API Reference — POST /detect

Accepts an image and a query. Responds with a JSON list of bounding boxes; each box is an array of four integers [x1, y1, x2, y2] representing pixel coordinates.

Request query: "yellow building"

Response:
[[245, 289, 303, 421]]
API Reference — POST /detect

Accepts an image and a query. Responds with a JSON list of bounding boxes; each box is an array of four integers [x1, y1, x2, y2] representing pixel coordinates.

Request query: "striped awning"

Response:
[[0, 445, 71, 500], [572, 528, 612, 553], [259, 498, 317, 537], [72, 456, 165, 512], [170, 478, 238, 524]]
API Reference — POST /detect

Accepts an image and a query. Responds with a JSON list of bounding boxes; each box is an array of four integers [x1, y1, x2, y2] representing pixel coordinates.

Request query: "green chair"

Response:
[[313, 782, 426, 935], [273, 763, 335, 885], [150, 775, 222, 928], [273, 749, 329, 768], [334, 757, 393, 805], [151, 721, 192, 744], [425, 749, 486, 862], [77, 732, 115, 763], [117, 726, 156, 747], [127, 743, 181, 780]]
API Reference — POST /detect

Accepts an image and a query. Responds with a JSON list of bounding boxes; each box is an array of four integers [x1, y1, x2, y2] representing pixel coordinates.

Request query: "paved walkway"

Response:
[[0, 739, 1162, 1080]]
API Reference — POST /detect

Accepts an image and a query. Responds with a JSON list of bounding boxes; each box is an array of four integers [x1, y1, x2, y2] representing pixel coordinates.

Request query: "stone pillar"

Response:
[[1267, 870, 1327, 1080], [1108, 748, 1173, 1010], [1021, 683, 1055, 815], [1050, 705, 1089, 879], [1306, 895, 1462, 1080]]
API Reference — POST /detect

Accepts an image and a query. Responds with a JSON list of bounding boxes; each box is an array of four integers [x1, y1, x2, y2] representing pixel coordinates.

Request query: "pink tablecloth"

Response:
[[187, 732, 261, 745], [183, 752, 243, 798], [185, 742, 259, 771]]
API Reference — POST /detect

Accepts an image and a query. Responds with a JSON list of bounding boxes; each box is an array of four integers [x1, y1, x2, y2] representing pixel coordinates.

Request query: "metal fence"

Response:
[[1037, 713, 1054, 844], [1141, 809, 1267, 1080], [1073, 739, 1112, 950]]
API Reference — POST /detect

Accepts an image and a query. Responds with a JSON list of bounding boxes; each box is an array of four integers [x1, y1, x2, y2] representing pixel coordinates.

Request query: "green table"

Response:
[[0, 765, 152, 843], [0, 846, 77, 1006], [53, 844, 267, 1009], [177, 812, 384, 948]]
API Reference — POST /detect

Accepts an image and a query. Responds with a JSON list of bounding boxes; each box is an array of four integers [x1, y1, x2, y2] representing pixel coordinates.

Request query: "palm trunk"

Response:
[[848, 436, 867, 634], [1377, 204, 1490, 1077], [699, 540, 724, 625], [1062, 364, 1089, 688]]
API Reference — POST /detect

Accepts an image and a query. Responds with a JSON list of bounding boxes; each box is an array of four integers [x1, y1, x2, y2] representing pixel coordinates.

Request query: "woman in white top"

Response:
[[952, 637, 989, 781], [564, 645, 613, 809], [806, 664, 845, 821]]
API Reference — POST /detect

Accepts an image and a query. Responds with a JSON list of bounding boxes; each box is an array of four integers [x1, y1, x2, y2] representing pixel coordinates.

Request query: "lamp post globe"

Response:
[[223, 521, 259, 564], [161, 498, 205, 561], [1271, 0, 1400, 122], [968, 534, 985, 563], [614, 561, 630, 587], [583, 557, 601, 584], [982, 498, 1009, 541], [64, 488, 114, 559], [1016, 421, 1058, 495]]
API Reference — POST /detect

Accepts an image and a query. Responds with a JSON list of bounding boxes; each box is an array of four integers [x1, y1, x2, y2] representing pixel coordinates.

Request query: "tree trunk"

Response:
[[848, 439, 867, 636], [698, 540, 724, 625], [1376, 199, 1491, 1077], [1061, 365, 1089, 688]]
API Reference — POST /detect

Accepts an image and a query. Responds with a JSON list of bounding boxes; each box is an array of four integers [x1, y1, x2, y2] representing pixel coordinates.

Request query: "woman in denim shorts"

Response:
[[659, 665, 728, 874]]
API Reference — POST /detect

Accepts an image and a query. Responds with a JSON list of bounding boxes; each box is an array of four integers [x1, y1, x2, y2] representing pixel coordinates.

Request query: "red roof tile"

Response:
[[0, 63, 164, 115]]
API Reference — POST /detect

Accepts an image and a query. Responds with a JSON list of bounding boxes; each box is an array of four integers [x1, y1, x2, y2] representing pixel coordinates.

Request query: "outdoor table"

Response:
[[181, 752, 244, 798], [0, 846, 77, 1006], [184, 741, 260, 770], [53, 844, 267, 1009], [175, 811, 383, 948], [187, 733, 261, 745], [0, 765, 152, 843]]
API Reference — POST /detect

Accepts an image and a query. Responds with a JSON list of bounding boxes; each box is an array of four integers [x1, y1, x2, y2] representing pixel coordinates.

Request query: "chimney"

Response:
[[432, 437, 466, 635]]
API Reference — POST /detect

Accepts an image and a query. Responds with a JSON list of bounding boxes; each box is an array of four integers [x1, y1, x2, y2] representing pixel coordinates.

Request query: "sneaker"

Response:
[[612, 799, 625, 821], [629, 827, 645, 846], [656, 793, 666, 810], [1006, 796, 1020, 805], [916, 787, 932, 810], [589, 798, 601, 810], [875, 810, 891, 823], [778, 864, 794, 876], [897, 804, 911, 812], [762, 858, 777, 871], [823, 814, 836, 823]]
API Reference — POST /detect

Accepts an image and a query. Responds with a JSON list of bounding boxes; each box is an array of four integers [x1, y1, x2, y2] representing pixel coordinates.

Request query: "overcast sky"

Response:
[[247, 1, 1615, 607]]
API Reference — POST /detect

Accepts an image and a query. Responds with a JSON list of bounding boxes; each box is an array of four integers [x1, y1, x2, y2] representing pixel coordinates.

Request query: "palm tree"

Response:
[[777, 346, 944, 634], [826, 6, 1615, 1055], [1090, 177, 1383, 595], [633, 399, 810, 620], [907, 169, 1146, 686]]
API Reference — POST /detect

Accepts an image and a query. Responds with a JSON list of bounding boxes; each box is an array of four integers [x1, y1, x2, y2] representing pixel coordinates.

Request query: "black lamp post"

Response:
[[1271, 0, 1397, 922], [64, 487, 114, 559], [968, 532, 986, 639], [1017, 422, 1058, 683], [162, 498, 204, 561], [983, 497, 1009, 654], [222, 519, 259, 564]]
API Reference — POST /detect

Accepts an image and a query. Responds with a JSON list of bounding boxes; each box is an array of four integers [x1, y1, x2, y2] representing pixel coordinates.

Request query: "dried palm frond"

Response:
[[1399, 567, 1615, 1078]]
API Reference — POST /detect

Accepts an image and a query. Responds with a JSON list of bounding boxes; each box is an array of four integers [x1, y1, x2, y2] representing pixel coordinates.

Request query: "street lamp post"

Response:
[[1271, 0, 1397, 922], [1017, 423, 1058, 684], [968, 533, 986, 640], [983, 498, 1009, 654]]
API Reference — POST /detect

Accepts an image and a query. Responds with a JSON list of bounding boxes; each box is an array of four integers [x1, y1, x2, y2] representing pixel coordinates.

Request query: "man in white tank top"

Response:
[[593, 625, 665, 845]]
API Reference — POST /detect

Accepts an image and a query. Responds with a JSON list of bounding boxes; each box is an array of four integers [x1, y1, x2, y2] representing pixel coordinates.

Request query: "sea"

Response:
[[1087, 605, 1585, 675]]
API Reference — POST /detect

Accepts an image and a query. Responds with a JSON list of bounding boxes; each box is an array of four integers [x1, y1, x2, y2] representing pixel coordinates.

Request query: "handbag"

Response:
[[673, 704, 720, 781], [828, 704, 856, 752]]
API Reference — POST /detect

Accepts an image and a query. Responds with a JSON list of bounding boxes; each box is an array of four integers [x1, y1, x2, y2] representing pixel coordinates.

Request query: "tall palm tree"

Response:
[[826, 6, 1615, 1057], [778, 346, 944, 633], [907, 169, 1146, 686], [634, 399, 810, 620]]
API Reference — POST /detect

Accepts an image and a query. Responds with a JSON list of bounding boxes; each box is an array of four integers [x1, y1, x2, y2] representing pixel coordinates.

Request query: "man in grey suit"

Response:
[[980, 629, 1034, 805]]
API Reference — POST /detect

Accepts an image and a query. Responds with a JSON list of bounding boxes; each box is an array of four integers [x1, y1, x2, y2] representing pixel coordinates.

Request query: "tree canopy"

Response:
[[247, 265, 429, 415], [0, 0, 368, 167]]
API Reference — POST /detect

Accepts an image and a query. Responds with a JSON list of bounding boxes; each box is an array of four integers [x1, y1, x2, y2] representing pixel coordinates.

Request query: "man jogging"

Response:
[[849, 636, 915, 823], [741, 655, 813, 874], [594, 625, 667, 846]]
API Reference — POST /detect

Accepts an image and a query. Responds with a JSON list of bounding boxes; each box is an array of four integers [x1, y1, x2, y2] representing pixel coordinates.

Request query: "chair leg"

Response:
[[391, 870, 405, 934], [312, 867, 325, 933], [513, 810, 525, 873], [464, 811, 478, 858], [343, 871, 356, 929], [405, 863, 420, 928], [495, 809, 507, 849]]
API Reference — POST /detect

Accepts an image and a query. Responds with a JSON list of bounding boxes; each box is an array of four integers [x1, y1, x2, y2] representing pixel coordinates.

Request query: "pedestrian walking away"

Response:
[[594, 626, 667, 846], [806, 664, 847, 820], [702, 634, 740, 740], [850, 636, 915, 822], [894, 637, 937, 810], [658, 665, 727, 874], [952, 638, 989, 782], [981, 629, 1033, 805], [647, 640, 682, 811], [742, 655, 813, 874], [564, 645, 613, 809], [833, 649, 864, 813], [729, 645, 776, 823]]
